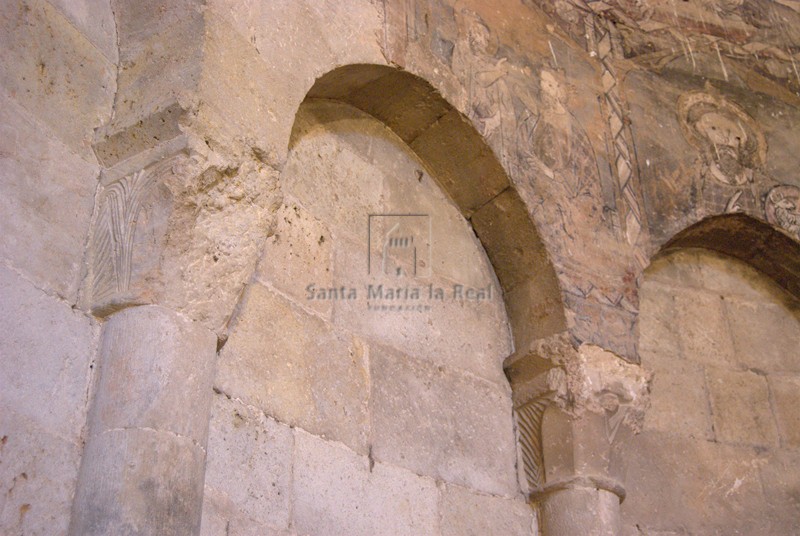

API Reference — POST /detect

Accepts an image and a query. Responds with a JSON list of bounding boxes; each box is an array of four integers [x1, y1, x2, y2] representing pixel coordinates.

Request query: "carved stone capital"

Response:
[[506, 334, 651, 495], [83, 120, 283, 331], [84, 150, 209, 316], [507, 335, 651, 422], [550, 343, 652, 436]]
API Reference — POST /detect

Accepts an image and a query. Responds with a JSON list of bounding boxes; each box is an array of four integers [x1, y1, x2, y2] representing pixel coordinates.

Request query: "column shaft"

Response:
[[69, 305, 217, 536], [540, 487, 621, 536]]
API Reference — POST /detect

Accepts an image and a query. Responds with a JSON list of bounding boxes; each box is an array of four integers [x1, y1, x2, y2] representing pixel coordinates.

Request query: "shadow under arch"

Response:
[[290, 63, 567, 355], [657, 213, 800, 300]]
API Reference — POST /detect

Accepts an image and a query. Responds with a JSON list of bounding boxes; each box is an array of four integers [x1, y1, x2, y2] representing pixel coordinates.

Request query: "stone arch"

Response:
[[192, 62, 570, 533], [624, 214, 800, 534], [293, 63, 567, 356], [655, 213, 800, 301]]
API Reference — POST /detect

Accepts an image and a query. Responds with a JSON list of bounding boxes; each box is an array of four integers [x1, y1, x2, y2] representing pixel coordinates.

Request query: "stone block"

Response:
[[89, 305, 217, 444], [0, 265, 96, 441], [673, 288, 736, 367], [694, 249, 789, 303], [617, 431, 769, 535], [110, 2, 202, 134], [0, 408, 82, 536], [638, 281, 682, 361], [706, 367, 779, 447], [113, 0, 200, 44], [621, 527, 689, 536], [758, 450, 800, 533], [69, 428, 206, 536], [199, 487, 296, 536], [203, 0, 384, 159], [216, 283, 370, 453], [47, 0, 117, 62], [196, 12, 285, 158], [203, 393, 293, 531], [470, 188, 552, 293], [283, 125, 386, 242], [199, 496, 228, 536], [344, 69, 453, 144], [295, 0, 384, 67], [645, 250, 705, 289], [541, 407, 627, 484], [292, 430, 439, 536], [274, 0, 385, 69], [0, 0, 115, 160], [642, 355, 714, 440], [93, 102, 185, 168], [726, 298, 800, 373], [379, 162, 497, 291], [331, 235, 511, 386], [370, 346, 518, 496], [0, 92, 100, 301], [255, 203, 333, 318], [291, 99, 499, 290], [101, 5, 202, 171], [505, 276, 568, 354], [439, 483, 533, 536], [540, 488, 620, 536], [151, 158, 282, 333], [409, 109, 509, 216], [291, 99, 395, 163], [768, 375, 800, 448]]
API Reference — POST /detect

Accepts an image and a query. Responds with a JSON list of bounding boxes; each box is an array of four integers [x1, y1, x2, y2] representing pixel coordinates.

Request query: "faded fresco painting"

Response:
[[383, 0, 654, 355]]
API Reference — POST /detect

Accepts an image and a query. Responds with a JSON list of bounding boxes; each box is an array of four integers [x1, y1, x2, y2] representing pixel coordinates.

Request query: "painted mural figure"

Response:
[[695, 110, 753, 186], [678, 91, 766, 188], [676, 91, 770, 217], [449, 4, 612, 268], [524, 70, 599, 199], [765, 185, 800, 240], [452, 8, 517, 172], [520, 68, 608, 259]]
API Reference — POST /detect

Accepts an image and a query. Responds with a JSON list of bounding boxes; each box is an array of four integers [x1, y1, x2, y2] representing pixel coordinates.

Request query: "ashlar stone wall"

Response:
[[618, 249, 800, 535], [3, 0, 800, 534], [201, 101, 534, 535], [0, 1, 115, 534]]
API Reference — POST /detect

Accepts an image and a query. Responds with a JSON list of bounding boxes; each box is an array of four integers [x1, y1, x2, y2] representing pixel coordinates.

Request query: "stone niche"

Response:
[[204, 98, 534, 535], [618, 248, 800, 536]]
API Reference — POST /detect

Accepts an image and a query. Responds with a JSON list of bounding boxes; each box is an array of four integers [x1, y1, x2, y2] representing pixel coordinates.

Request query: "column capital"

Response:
[[551, 343, 651, 435], [83, 111, 283, 332], [506, 334, 651, 428], [505, 334, 651, 496]]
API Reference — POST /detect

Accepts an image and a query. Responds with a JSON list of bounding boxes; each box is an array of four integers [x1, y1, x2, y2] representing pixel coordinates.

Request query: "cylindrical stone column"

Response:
[[69, 305, 217, 536], [535, 407, 624, 536], [539, 486, 621, 536]]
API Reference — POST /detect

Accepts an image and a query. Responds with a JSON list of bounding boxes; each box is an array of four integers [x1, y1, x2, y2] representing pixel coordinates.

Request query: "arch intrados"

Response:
[[656, 213, 800, 300], [290, 64, 567, 355]]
